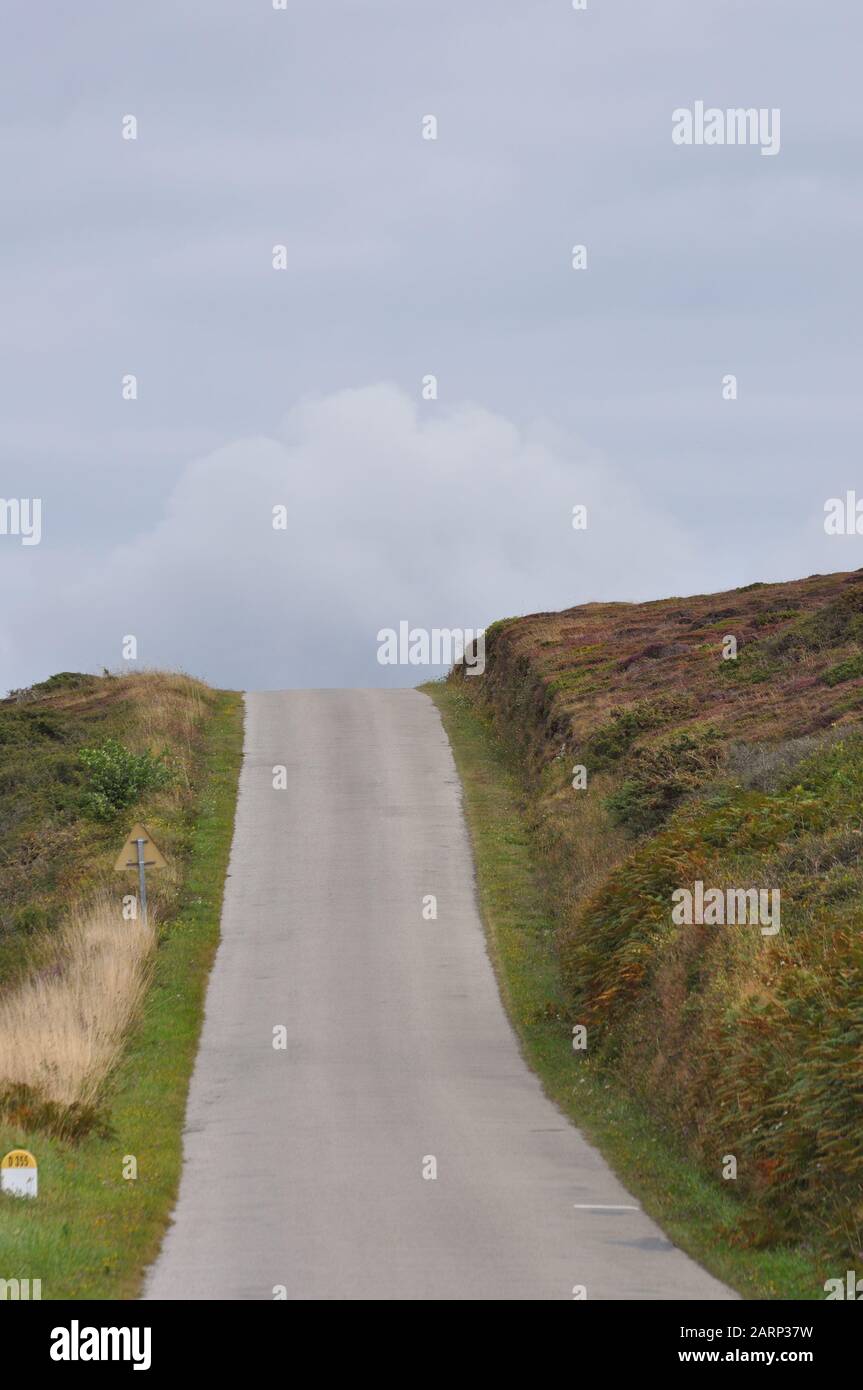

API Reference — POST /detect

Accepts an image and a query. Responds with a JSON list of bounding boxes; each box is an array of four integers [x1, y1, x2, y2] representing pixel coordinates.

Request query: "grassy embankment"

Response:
[[426, 568, 863, 1300], [0, 670, 243, 1298]]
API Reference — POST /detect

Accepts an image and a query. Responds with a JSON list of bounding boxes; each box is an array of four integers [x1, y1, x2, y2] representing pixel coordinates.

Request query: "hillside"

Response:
[[447, 569, 863, 1265], [0, 672, 207, 995], [0, 669, 243, 1297]]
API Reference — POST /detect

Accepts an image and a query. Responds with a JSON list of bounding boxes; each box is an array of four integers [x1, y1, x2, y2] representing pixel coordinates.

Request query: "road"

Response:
[[144, 689, 733, 1301]]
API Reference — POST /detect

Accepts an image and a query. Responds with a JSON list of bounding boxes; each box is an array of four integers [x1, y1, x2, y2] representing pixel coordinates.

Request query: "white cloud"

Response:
[[3, 384, 708, 692]]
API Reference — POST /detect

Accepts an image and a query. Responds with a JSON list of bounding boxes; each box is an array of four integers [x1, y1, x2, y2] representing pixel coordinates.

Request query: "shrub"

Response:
[[582, 696, 689, 771], [604, 726, 723, 833], [79, 738, 172, 821], [791, 590, 863, 652], [822, 652, 863, 687], [751, 609, 799, 628], [31, 672, 94, 695], [9, 904, 50, 936]]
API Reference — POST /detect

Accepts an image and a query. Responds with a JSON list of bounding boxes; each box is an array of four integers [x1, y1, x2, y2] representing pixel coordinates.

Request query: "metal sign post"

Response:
[[114, 823, 167, 923], [135, 837, 149, 925]]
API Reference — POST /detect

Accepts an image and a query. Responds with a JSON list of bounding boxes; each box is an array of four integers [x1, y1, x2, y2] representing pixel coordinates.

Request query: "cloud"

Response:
[[2, 0, 861, 633], [3, 384, 709, 692]]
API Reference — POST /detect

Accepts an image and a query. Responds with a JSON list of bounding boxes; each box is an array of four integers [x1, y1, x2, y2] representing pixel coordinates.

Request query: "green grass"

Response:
[[0, 690, 243, 1299], [0, 671, 208, 991], [424, 679, 828, 1300]]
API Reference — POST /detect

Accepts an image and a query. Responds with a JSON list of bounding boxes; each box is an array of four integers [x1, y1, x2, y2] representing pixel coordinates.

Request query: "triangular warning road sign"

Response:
[[113, 823, 168, 872]]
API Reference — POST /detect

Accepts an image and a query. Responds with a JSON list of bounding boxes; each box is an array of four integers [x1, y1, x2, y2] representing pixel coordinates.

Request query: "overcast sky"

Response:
[[1, 0, 861, 692]]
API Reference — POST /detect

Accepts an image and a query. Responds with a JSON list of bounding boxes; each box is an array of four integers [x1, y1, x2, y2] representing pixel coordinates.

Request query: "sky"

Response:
[[1, 0, 861, 691]]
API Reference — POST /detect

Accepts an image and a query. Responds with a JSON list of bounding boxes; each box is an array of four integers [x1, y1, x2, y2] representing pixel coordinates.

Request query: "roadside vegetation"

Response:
[[0, 671, 243, 1297], [0, 893, 156, 1112], [427, 568, 863, 1297]]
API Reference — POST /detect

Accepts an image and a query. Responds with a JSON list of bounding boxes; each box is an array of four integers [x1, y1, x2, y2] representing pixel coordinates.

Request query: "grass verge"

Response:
[[0, 689, 243, 1299], [424, 679, 828, 1300]]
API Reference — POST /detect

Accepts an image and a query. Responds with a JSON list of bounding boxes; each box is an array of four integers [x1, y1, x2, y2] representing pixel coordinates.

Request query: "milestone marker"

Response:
[[1, 1149, 37, 1199], [113, 822, 167, 925]]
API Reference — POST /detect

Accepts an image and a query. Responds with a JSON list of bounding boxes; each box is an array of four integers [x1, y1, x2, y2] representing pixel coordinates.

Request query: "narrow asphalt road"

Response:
[[144, 689, 733, 1301]]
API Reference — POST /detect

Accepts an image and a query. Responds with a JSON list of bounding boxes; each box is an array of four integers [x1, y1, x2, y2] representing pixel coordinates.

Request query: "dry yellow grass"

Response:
[[0, 894, 156, 1108], [125, 670, 208, 750], [35, 668, 210, 754]]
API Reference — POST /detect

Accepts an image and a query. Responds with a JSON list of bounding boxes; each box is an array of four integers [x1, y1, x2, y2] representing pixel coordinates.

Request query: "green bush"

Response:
[[822, 652, 863, 687], [10, 904, 50, 936], [79, 738, 172, 821], [583, 695, 689, 771], [770, 589, 863, 656], [603, 725, 722, 833], [751, 608, 799, 628]]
